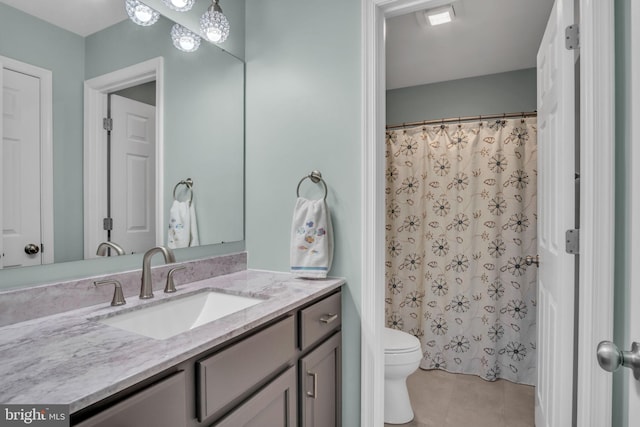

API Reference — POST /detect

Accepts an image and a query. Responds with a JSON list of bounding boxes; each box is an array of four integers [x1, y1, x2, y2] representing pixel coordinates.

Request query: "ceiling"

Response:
[[0, 0, 127, 37], [385, 0, 555, 90]]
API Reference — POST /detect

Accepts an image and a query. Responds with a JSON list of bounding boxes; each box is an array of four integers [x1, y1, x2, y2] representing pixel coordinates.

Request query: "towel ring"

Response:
[[173, 178, 194, 203], [296, 170, 328, 201]]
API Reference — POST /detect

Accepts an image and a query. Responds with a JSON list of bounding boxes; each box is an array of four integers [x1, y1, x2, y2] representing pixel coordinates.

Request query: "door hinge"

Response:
[[103, 117, 113, 132], [566, 229, 579, 254], [565, 24, 579, 50], [103, 218, 113, 231]]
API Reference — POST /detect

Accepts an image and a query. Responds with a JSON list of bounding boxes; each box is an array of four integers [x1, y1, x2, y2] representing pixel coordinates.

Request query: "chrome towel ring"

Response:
[[296, 170, 328, 201], [173, 178, 194, 203]]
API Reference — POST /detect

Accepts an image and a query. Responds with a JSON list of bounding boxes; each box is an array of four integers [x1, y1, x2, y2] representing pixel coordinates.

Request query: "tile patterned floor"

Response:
[[384, 369, 535, 427]]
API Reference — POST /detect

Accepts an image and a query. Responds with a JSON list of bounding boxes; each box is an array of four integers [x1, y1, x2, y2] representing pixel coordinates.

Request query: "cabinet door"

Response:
[[74, 371, 186, 427], [212, 366, 297, 427], [299, 332, 341, 427]]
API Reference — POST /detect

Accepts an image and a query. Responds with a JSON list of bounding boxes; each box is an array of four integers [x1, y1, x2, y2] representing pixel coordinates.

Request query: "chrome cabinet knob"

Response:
[[24, 244, 40, 255], [597, 341, 640, 380]]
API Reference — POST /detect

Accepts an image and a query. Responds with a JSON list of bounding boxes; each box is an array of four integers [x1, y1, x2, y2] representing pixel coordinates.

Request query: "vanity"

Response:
[[0, 260, 344, 427]]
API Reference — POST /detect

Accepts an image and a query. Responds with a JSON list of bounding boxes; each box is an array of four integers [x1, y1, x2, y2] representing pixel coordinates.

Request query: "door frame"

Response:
[[83, 57, 164, 259], [359, 1, 615, 426], [0, 55, 54, 266]]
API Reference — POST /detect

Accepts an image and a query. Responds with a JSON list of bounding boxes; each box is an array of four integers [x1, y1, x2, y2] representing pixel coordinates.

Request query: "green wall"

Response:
[[386, 68, 537, 125], [613, 0, 630, 425], [0, 3, 85, 263], [244, 0, 362, 425]]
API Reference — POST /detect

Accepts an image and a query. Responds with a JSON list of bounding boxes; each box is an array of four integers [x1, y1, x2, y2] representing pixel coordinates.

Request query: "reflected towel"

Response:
[[168, 200, 199, 249], [290, 197, 333, 279]]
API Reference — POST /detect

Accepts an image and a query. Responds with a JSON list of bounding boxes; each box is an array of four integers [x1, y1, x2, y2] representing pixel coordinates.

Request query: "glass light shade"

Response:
[[162, 0, 195, 12], [200, 8, 230, 43], [125, 0, 160, 26], [171, 24, 201, 52]]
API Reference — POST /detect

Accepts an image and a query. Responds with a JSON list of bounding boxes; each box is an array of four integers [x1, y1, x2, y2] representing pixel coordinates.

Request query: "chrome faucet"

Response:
[[140, 246, 176, 299], [96, 241, 125, 256]]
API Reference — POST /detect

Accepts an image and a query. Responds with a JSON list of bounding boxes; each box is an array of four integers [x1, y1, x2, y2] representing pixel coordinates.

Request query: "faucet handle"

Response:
[[94, 280, 126, 306], [165, 266, 187, 293]]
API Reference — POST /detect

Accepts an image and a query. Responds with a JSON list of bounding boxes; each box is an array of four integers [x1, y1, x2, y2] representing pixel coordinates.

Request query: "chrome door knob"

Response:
[[525, 255, 539, 266], [597, 341, 640, 380], [24, 244, 40, 255]]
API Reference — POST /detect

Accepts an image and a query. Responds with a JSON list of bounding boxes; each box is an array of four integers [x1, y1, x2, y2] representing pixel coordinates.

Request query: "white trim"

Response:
[[576, 0, 615, 426], [83, 57, 164, 259], [626, 2, 640, 424], [0, 56, 54, 265], [361, 1, 615, 426], [360, 0, 386, 425]]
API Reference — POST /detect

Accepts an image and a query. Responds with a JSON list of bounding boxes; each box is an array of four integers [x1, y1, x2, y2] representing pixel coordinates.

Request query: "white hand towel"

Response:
[[290, 197, 333, 279], [168, 200, 199, 248], [189, 202, 199, 247]]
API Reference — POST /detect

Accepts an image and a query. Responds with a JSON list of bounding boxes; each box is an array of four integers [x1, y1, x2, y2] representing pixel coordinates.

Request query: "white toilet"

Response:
[[384, 327, 423, 424]]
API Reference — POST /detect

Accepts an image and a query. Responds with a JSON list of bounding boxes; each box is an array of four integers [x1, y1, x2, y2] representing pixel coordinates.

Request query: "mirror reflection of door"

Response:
[[1, 67, 41, 268], [108, 89, 156, 255]]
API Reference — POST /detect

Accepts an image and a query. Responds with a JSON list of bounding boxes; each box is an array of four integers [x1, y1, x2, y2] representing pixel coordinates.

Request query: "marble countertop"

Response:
[[0, 270, 344, 413]]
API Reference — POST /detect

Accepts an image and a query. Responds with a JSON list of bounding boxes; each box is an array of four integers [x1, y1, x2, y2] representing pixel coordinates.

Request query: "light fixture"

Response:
[[200, 0, 230, 43], [171, 24, 201, 52], [162, 0, 195, 12], [125, 0, 160, 26], [425, 5, 455, 26]]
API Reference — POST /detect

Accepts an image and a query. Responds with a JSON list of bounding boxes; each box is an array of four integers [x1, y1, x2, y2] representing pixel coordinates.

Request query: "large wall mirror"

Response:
[[0, 0, 244, 287]]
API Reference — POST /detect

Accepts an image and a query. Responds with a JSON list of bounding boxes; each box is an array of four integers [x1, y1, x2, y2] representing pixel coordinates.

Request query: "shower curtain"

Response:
[[385, 117, 537, 385]]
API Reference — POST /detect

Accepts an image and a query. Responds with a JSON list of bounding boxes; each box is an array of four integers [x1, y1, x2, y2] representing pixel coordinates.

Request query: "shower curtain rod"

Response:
[[385, 110, 538, 130]]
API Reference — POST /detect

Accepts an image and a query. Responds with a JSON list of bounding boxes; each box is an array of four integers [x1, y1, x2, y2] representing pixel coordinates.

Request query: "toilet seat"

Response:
[[384, 327, 421, 353]]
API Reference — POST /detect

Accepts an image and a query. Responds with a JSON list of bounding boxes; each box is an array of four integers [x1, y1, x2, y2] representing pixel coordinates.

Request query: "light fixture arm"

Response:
[[210, 0, 223, 14]]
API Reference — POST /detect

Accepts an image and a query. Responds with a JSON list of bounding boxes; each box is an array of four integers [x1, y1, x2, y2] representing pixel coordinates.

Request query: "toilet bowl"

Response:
[[384, 327, 422, 424]]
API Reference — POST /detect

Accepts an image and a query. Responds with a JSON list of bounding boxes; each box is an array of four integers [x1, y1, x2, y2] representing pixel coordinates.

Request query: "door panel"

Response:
[[2, 68, 41, 268], [110, 94, 156, 255], [535, 0, 575, 425]]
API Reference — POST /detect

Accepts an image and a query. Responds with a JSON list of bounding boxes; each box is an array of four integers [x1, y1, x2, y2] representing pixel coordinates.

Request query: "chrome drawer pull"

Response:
[[307, 371, 318, 398], [319, 313, 338, 324]]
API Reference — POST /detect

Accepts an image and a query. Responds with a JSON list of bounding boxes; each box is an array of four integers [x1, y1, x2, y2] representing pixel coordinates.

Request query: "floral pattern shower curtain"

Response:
[[385, 118, 537, 385]]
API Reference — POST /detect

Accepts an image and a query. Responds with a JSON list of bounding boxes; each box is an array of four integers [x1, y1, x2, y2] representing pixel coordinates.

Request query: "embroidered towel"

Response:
[[290, 197, 333, 278], [168, 200, 199, 248]]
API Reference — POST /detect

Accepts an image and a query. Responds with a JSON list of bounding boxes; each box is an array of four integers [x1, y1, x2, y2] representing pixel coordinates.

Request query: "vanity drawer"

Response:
[[75, 371, 186, 427], [299, 292, 341, 350], [196, 315, 295, 422]]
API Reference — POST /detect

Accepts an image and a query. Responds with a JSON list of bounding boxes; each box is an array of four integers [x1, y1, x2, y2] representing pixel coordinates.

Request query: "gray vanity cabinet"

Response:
[[300, 332, 342, 427], [71, 289, 342, 427]]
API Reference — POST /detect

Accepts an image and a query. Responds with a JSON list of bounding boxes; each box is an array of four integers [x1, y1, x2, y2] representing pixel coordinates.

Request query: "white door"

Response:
[[535, 0, 576, 425], [622, 1, 640, 422], [1, 67, 42, 268], [110, 95, 156, 255]]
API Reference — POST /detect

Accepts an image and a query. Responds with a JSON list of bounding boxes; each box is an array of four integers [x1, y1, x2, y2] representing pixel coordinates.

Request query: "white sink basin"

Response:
[[98, 290, 263, 340]]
